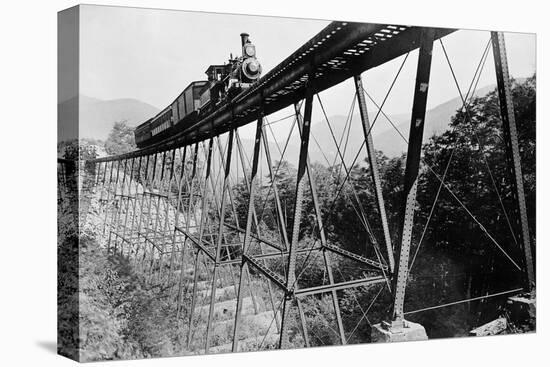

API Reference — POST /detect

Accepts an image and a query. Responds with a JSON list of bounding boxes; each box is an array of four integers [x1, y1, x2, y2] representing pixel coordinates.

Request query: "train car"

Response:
[[134, 33, 262, 149], [134, 118, 153, 147], [135, 82, 207, 149], [151, 106, 172, 136], [172, 81, 208, 125]]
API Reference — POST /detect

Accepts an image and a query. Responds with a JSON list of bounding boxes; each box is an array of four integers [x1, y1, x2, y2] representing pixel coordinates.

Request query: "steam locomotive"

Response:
[[134, 33, 262, 148]]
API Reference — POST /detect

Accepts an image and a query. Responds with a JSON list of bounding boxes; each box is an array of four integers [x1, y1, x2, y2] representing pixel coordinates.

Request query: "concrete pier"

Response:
[[371, 319, 428, 343], [507, 292, 536, 330]]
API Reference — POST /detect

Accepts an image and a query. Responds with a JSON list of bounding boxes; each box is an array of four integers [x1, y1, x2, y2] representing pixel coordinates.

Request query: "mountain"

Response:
[[58, 95, 160, 141], [60, 82, 498, 160], [370, 84, 496, 157], [305, 83, 497, 162], [217, 83, 499, 174]]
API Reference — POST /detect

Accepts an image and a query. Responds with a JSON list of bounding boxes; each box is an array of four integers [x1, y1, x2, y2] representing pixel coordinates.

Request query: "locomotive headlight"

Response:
[[244, 44, 256, 57], [247, 61, 259, 72], [242, 58, 262, 80]]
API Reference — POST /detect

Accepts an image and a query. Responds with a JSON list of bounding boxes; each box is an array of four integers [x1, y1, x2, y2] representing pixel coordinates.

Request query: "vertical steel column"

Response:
[[160, 148, 178, 281], [260, 128, 290, 251], [232, 111, 264, 352], [120, 158, 136, 256], [205, 129, 235, 352], [391, 28, 435, 321], [107, 160, 122, 252], [102, 160, 115, 236], [354, 74, 395, 273], [234, 132, 281, 322], [294, 102, 346, 345], [155, 150, 170, 279], [187, 138, 214, 349], [215, 135, 259, 313], [113, 159, 129, 254], [94, 161, 102, 186], [128, 156, 143, 262], [176, 143, 199, 317], [186, 250, 203, 349], [242, 130, 283, 331], [157, 148, 177, 282], [491, 31, 535, 290], [142, 153, 158, 275], [167, 147, 188, 285], [279, 83, 314, 349], [296, 297, 311, 347], [96, 162, 108, 213], [136, 155, 151, 271], [98, 161, 108, 205], [147, 153, 165, 278], [148, 151, 167, 279], [204, 140, 232, 291]]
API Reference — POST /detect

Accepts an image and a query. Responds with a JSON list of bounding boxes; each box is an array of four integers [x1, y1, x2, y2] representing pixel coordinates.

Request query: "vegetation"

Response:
[[77, 234, 188, 361], [57, 121, 136, 160], [105, 120, 137, 155], [58, 138, 100, 160]]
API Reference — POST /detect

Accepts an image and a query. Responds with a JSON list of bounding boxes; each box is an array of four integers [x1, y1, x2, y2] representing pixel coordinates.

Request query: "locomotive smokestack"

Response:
[[240, 33, 249, 46]]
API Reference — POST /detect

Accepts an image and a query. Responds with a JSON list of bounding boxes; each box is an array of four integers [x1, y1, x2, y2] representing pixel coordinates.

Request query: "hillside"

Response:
[[306, 84, 496, 161], [371, 84, 496, 157], [58, 95, 160, 141]]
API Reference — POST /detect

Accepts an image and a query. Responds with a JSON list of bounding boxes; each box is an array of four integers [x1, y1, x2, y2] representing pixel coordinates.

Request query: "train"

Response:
[[134, 33, 262, 149]]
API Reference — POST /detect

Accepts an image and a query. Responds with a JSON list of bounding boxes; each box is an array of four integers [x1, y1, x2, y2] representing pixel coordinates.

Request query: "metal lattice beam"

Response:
[[491, 31, 535, 291], [391, 28, 435, 322]]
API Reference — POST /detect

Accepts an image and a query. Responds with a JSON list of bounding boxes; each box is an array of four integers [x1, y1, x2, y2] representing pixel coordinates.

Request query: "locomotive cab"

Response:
[[204, 65, 230, 105]]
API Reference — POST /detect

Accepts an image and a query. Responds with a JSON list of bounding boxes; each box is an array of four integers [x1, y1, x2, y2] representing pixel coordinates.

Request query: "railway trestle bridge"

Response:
[[58, 22, 535, 354]]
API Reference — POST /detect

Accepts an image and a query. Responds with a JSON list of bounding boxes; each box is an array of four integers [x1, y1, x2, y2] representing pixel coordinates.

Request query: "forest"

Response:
[[58, 75, 535, 361]]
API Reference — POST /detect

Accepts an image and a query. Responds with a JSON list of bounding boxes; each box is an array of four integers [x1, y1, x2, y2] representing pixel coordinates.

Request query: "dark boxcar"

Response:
[[134, 118, 153, 148], [172, 80, 208, 124], [184, 81, 207, 119]]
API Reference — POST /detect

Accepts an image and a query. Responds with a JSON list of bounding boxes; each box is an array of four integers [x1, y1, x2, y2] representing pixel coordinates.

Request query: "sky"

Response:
[[79, 5, 327, 108], [78, 5, 536, 140]]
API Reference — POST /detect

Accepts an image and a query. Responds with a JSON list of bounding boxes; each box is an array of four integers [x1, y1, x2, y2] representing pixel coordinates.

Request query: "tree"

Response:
[[59, 139, 98, 160], [404, 75, 536, 336], [105, 120, 136, 156]]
